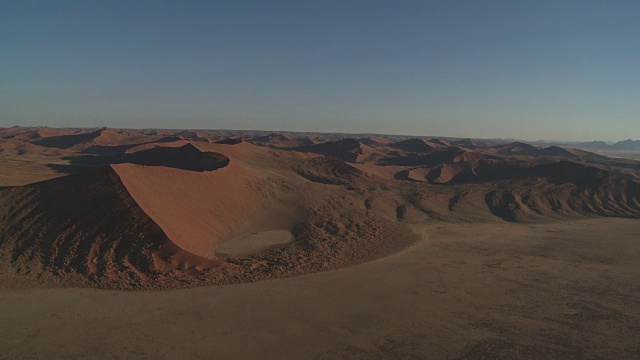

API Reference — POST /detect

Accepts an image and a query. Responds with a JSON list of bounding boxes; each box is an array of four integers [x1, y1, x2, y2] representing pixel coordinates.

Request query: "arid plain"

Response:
[[1, 127, 639, 359]]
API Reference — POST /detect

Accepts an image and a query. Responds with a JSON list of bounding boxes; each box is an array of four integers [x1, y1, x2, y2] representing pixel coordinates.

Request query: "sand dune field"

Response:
[[1, 127, 639, 358]]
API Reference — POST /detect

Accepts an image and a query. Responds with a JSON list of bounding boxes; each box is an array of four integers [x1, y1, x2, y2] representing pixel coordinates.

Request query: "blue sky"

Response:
[[1, 1, 638, 141]]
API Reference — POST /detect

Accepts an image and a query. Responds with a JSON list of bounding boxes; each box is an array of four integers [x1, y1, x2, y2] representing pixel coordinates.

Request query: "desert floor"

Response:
[[1, 217, 639, 359]]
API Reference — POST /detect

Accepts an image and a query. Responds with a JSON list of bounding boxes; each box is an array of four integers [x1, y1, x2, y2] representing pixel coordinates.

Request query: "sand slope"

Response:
[[0, 167, 223, 289], [294, 138, 384, 162], [3, 218, 639, 359]]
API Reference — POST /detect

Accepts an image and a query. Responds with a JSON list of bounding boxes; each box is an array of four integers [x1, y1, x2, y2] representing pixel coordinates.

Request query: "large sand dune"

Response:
[[1, 128, 639, 290]]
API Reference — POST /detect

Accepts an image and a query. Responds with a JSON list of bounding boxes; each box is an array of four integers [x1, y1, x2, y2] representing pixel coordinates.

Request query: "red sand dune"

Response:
[[538, 146, 602, 158], [92, 128, 156, 146], [379, 147, 468, 167], [121, 143, 230, 171], [404, 167, 431, 182], [111, 155, 302, 258], [350, 163, 408, 180], [452, 138, 480, 149], [0, 167, 224, 289], [1, 127, 66, 139], [7, 129, 48, 140], [1, 127, 640, 289], [358, 136, 392, 146], [424, 138, 452, 148], [294, 138, 384, 163], [293, 156, 370, 185], [250, 133, 317, 148], [215, 137, 244, 145], [32, 128, 105, 149], [489, 141, 541, 156], [389, 138, 435, 153]]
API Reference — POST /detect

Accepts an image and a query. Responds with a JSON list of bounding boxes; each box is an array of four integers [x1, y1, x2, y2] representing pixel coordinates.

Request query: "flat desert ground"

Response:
[[2, 218, 639, 359]]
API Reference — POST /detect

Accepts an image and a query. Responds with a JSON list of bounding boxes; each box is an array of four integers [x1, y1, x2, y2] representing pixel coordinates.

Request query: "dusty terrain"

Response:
[[1, 127, 639, 358], [1, 218, 639, 359]]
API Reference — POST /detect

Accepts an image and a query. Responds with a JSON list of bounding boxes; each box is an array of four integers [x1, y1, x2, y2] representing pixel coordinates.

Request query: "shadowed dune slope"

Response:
[[31, 128, 167, 151], [0, 147, 421, 288], [425, 139, 452, 148], [121, 143, 230, 171], [294, 156, 369, 185], [294, 138, 383, 162], [249, 133, 316, 148], [2, 128, 65, 140], [489, 141, 541, 156], [485, 176, 640, 221], [389, 138, 435, 153], [6, 130, 44, 140], [379, 147, 468, 167], [32, 129, 104, 149], [452, 138, 480, 149], [215, 137, 243, 145], [358, 136, 392, 146], [0, 167, 222, 289], [111, 160, 297, 258], [112, 140, 307, 258]]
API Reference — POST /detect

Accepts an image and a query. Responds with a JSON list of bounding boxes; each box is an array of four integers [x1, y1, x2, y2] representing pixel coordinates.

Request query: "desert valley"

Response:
[[1, 126, 639, 358]]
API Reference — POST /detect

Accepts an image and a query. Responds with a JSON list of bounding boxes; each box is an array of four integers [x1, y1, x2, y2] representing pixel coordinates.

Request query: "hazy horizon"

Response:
[[3, 124, 639, 145], [2, 1, 639, 141]]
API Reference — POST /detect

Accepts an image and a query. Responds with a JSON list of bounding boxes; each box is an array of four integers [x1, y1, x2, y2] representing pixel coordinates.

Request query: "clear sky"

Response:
[[1, 1, 638, 141]]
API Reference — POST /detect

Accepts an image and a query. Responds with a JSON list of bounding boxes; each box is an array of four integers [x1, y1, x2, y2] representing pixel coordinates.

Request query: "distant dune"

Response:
[[293, 138, 385, 162], [389, 138, 436, 153]]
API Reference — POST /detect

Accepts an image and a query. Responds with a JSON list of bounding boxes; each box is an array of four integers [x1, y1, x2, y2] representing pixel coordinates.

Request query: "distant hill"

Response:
[[577, 141, 610, 149], [613, 139, 640, 149], [489, 142, 541, 156]]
